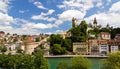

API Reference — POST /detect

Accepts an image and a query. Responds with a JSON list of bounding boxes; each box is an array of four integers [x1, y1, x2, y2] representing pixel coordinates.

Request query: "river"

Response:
[[47, 57, 104, 69]]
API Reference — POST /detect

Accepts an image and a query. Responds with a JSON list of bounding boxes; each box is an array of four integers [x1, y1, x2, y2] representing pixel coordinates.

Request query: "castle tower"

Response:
[[24, 36, 38, 54], [93, 17, 97, 27], [72, 17, 77, 28]]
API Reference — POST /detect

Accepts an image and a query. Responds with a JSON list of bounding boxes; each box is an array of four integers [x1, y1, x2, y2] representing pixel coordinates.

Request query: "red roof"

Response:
[[24, 36, 34, 43], [100, 32, 110, 35]]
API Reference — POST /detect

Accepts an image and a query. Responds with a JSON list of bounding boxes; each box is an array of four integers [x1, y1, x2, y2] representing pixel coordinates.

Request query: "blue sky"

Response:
[[0, 0, 120, 35]]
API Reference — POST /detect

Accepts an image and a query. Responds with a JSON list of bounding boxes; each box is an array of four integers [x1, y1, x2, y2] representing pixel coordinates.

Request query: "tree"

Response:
[[110, 27, 120, 39], [71, 56, 90, 69], [0, 46, 7, 53], [61, 38, 72, 51], [35, 37, 40, 42], [56, 61, 68, 69], [102, 51, 120, 69], [99, 28, 110, 33], [70, 27, 82, 42], [34, 51, 49, 69], [48, 34, 63, 46], [79, 20, 88, 36], [70, 20, 88, 42], [52, 44, 62, 55]]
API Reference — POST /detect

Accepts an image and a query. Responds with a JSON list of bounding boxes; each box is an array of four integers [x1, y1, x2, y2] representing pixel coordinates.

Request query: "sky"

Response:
[[0, 0, 120, 35]]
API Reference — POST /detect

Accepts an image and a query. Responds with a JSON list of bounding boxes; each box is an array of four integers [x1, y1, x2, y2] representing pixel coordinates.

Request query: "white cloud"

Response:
[[33, 1, 47, 9], [19, 10, 29, 13], [107, 0, 111, 3], [96, 1, 103, 7], [31, 9, 56, 22], [109, 1, 120, 13], [55, 30, 64, 34], [58, 10, 85, 21], [0, 0, 10, 13], [54, 20, 63, 27], [57, 0, 104, 11], [32, 23, 49, 29], [41, 9, 55, 16], [0, 13, 14, 25], [85, 1, 120, 28]]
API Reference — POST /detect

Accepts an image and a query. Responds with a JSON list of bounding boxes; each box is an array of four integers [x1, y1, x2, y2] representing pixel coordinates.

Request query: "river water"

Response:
[[47, 57, 104, 69]]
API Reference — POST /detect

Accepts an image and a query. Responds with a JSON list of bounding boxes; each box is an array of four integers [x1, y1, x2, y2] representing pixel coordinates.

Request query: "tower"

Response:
[[106, 23, 110, 29], [93, 17, 97, 27], [72, 17, 77, 28]]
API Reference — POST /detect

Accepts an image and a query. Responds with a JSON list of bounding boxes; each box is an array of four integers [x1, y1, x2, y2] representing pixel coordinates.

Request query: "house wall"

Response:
[[25, 42, 39, 54], [73, 42, 88, 55], [101, 34, 110, 40], [99, 44, 108, 55], [111, 46, 118, 52]]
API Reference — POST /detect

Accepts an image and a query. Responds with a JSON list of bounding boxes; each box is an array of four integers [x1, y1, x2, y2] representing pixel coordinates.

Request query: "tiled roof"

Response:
[[100, 32, 110, 34], [24, 36, 34, 43]]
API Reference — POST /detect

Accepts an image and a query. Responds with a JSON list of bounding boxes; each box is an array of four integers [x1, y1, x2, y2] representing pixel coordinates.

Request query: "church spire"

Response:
[[93, 17, 97, 27]]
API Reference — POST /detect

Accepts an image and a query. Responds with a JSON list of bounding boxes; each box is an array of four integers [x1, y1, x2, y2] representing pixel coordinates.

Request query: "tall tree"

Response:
[[70, 20, 88, 42]]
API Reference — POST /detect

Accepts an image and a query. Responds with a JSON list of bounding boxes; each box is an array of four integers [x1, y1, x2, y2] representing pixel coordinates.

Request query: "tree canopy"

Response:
[[70, 20, 88, 42], [102, 51, 120, 69], [0, 51, 49, 69]]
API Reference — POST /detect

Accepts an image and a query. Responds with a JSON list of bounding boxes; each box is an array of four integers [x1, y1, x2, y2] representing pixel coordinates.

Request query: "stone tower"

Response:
[[72, 17, 77, 28], [24, 36, 38, 54]]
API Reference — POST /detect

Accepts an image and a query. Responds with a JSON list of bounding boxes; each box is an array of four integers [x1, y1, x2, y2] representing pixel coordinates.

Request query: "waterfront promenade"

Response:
[[44, 55, 108, 58]]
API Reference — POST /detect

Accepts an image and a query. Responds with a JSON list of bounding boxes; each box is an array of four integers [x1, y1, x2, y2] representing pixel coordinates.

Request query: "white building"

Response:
[[99, 40, 109, 55]]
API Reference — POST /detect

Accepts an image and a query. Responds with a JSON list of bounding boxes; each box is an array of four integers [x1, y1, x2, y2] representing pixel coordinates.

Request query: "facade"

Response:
[[88, 39, 100, 55], [73, 42, 88, 55], [108, 39, 120, 53], [115, 34, 120, 39], [99, 32, 111, 40], [99, 40, 108, 55]]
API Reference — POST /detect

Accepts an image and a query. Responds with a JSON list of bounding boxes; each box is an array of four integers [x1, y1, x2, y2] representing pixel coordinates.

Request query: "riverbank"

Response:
[[44, 55, 108, 58]]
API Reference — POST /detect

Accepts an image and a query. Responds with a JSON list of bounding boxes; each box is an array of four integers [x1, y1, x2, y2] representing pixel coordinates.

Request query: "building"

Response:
[[0, 31, 5, 36], [88, 39, 100, 55], [73, 42, 88, 55], [24, 36, 39, 54], [99, 32, 111, 40], [99, 40, 108, 55], [115, 34, 120, 39], [108, 39, 120, 53]]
